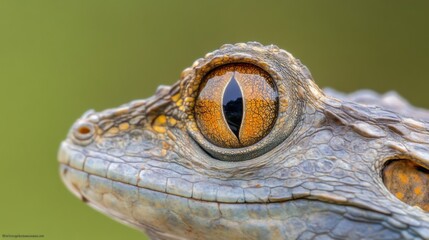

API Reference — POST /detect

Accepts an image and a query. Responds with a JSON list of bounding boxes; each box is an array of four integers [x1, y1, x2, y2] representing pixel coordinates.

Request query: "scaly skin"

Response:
[[58, 42, 429, 239]]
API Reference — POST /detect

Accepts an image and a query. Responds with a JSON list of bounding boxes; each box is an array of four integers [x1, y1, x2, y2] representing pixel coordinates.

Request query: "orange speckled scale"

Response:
[[383, 160, 429, 211], [152, 115, 168, 133]]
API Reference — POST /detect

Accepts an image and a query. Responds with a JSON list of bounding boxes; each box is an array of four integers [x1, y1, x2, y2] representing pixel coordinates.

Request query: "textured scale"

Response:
[[59, 42, 429, 240]]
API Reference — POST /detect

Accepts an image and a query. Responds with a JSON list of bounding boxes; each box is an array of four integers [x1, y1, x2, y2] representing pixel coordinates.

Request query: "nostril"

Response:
[[78, 125, 91, 135], [72, 122, 95, 144]]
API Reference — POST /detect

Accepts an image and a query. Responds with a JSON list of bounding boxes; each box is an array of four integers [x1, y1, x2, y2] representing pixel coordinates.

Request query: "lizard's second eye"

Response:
[[194, 63, 279, 148], [383, 159, 429, 212]]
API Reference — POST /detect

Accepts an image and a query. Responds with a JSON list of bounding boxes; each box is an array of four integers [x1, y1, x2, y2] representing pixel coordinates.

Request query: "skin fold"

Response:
[[58, 42, 429, 240]]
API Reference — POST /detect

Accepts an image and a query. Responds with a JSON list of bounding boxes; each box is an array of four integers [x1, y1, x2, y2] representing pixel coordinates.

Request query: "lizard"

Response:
[[58, 42, 429, 240]]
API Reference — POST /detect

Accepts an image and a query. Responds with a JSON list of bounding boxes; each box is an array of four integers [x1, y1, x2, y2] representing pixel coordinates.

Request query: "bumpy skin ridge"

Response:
[[59, 42, 429, 240]]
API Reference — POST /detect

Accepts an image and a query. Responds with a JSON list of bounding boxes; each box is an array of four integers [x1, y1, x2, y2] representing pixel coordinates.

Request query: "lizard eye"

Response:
[[194, 63, 279, 148], [383, 160, 429, 212], [183, 44, 302, 161]]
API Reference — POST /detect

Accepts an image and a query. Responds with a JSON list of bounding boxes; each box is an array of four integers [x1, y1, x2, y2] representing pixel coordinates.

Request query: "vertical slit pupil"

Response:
[[222, 76, 243, 138]]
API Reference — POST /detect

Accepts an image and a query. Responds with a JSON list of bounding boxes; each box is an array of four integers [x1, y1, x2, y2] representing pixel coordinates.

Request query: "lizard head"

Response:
[[59, 42, 429, 239]]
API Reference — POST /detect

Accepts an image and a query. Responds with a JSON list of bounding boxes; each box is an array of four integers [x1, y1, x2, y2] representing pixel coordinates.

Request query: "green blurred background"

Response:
[[0, 1, 428, 239]]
